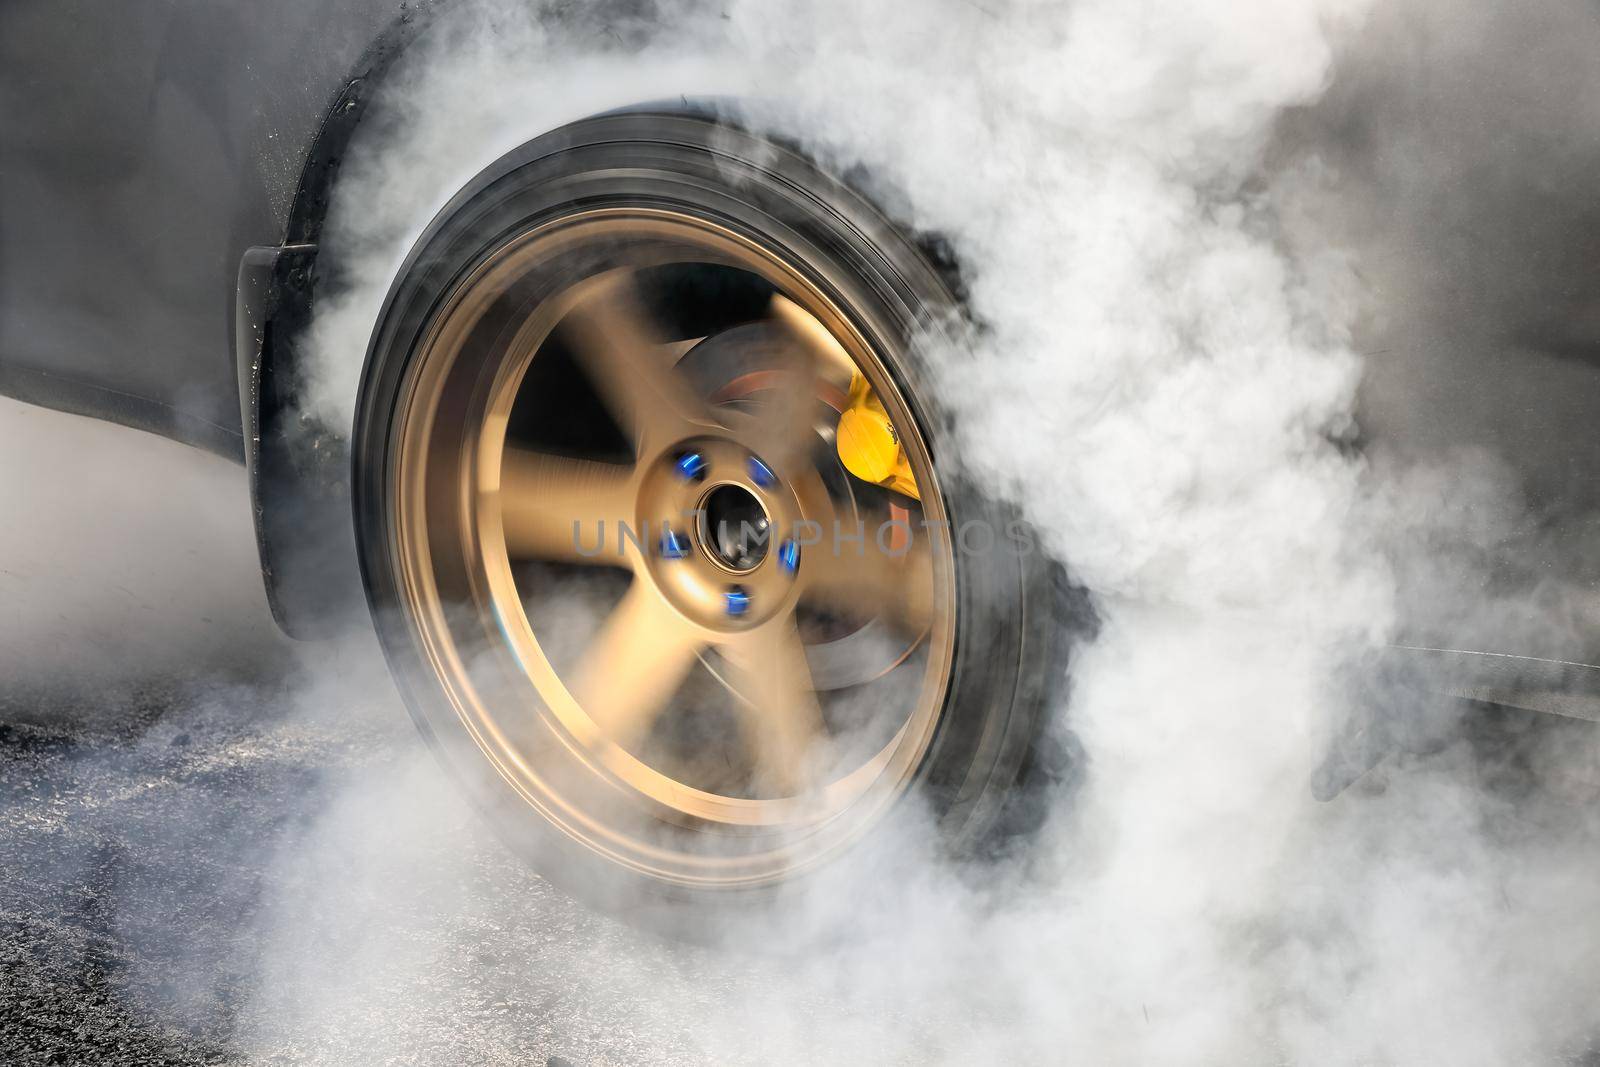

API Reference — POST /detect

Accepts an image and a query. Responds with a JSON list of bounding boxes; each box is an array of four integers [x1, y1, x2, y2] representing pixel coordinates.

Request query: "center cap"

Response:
[[699, 483, 771, 573]]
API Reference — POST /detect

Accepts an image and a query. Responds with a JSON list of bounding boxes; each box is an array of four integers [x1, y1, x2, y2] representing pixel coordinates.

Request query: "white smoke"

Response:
[[0, 396, 290, 701], [253, 0, 1600, 1063]]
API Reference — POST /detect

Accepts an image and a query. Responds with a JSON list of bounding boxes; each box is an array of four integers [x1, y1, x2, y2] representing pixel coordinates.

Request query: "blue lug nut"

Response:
[[778, 539, 800, 575], [724, 585, 751, 618], [747, 455, 777, 488], [674, 451, 708, 481], [659, 527, 690, 560]]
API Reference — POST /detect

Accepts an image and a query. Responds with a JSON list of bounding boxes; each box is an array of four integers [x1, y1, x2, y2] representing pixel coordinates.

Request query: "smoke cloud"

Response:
[[0, 396, 291, 705]]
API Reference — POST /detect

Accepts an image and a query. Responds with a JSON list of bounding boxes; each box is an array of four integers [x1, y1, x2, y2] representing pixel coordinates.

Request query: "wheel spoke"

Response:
[[719, 621, 828, 795], [722, 373, 820, 474], [570, 583, 703, 754], [718, 304, 836, 472], [498, 447, 636, 565], [802, 512, 935, 636], [769, 293, 856, 380], [559, 270, 714, 448]]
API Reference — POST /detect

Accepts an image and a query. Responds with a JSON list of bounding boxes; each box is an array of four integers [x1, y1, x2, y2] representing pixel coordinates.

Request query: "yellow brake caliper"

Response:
[[835, 371, 920, 500]]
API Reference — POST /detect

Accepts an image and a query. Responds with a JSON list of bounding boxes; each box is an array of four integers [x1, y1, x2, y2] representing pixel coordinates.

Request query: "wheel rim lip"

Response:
[[389, 206, 957, 885]]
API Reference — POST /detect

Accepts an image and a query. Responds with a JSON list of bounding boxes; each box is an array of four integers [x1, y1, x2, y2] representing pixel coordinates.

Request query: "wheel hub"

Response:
[[634, 436, 807, 631]]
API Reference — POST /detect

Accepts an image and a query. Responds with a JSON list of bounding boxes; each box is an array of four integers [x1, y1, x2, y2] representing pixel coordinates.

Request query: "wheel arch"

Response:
[[236, 2, 442, 638]]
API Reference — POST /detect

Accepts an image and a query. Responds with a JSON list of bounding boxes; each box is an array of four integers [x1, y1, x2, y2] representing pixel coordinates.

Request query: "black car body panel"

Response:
[[0, 0, 417, 459]]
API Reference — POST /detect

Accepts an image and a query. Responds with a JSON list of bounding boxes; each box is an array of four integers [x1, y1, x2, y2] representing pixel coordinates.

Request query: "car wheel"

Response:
[[351, 106, 1078, 916]]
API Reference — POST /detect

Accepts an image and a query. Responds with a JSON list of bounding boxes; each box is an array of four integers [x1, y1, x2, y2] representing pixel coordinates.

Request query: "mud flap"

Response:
[[235, 244, 363, 639]]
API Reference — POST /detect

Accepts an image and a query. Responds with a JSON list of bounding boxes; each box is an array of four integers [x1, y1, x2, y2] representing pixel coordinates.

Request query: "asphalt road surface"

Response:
[[0, 663, 712, 1066]]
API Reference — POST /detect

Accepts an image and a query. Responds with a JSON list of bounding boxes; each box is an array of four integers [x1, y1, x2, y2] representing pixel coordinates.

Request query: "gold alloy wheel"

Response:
[[387, 208, 956, 887]]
